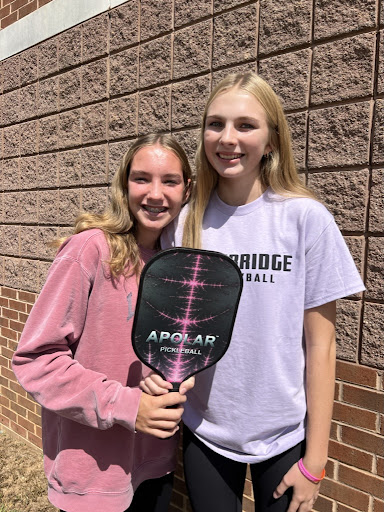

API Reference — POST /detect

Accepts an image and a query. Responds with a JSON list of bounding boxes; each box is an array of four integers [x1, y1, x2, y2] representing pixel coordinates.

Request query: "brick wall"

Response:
[[0, 0, 383, 511], [0, 0, 53, 29]]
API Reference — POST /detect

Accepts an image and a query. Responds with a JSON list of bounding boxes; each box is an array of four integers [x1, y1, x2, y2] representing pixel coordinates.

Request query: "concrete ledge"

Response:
[[0, 0, 128, 61]]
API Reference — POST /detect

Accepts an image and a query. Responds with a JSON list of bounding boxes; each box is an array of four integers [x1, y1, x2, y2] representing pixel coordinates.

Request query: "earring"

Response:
[[262, 152, 273, 160]]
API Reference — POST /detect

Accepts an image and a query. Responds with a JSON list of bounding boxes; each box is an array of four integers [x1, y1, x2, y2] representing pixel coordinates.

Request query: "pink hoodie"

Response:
[[12, 229, 177, 512]]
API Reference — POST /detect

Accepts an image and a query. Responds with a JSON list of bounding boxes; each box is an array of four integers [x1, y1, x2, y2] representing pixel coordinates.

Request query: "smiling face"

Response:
[[204, 87, 272, 195], [128, 144, 189, 249]]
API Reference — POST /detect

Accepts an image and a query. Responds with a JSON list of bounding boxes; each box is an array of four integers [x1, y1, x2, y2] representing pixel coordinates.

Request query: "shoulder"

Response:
[[54, 229, 109, 275]]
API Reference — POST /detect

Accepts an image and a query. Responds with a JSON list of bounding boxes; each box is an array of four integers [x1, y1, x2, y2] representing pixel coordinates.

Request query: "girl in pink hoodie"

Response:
[[12, 134, 193, 512]]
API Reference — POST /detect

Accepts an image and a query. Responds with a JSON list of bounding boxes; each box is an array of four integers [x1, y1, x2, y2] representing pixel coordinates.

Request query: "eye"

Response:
[[164, 178, 182, 186], [239, 123, 255, 130], [132, 177, 148, 183], [206, 120, 223, 129]]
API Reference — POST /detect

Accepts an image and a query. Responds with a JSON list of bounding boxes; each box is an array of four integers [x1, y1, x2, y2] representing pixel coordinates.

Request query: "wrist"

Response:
[[298, 458, 326, 483]]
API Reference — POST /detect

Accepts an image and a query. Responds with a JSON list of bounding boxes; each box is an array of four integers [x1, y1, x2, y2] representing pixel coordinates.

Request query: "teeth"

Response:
[[218, 153, 243, 160], [144, 206, 167, 213]]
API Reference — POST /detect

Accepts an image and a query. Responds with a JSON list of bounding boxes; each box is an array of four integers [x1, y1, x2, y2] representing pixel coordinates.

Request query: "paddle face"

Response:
[[132, 248, 243, 390]]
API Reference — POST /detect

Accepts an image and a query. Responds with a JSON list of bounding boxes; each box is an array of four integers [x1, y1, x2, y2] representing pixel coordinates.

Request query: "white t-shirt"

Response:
[[161, 189, 365, 463]]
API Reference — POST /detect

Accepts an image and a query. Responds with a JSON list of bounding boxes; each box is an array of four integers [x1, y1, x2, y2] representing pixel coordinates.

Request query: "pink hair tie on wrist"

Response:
[[298, 458, 326, 484]]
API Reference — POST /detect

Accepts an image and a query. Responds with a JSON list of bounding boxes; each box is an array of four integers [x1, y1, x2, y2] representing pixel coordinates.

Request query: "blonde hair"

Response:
[[183, 72, 316, 248], [53, 134, 192, 277]]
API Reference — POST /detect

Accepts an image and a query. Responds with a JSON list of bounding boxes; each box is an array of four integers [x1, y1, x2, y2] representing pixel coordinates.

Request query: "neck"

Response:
[[217, 177, 265, 206]]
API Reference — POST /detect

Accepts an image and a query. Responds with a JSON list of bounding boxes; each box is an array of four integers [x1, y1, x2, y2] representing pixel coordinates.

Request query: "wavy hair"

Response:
[[183, 72, 316, 248], [52, 134, 192, 277]]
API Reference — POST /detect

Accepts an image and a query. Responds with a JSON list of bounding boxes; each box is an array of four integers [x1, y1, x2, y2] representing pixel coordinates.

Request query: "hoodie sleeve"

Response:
[[12, 234, 141, 432]]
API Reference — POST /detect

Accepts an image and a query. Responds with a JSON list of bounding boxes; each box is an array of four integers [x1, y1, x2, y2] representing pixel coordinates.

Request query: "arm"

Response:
[[274, 301, 336, 511]]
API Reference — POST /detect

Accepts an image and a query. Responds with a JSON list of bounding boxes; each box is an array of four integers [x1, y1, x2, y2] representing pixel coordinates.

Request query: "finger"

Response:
[[140, 375, 172, 395], [179, 376, 195, 395], [273, 481, 288, 499], [160, 392, 187, 408]]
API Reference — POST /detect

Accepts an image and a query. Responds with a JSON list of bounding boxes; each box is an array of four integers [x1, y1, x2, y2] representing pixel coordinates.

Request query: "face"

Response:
[[128, 145, 189, 249], [204, 88, 272, 186]]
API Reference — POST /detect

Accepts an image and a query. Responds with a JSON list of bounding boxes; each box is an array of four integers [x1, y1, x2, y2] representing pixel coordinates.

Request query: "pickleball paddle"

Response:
[[132, 248, 243, 391]]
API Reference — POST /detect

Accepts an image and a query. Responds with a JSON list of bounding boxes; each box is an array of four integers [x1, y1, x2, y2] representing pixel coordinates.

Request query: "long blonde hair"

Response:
[[183, 72, 316, 248], [53, 134, 192, 277]]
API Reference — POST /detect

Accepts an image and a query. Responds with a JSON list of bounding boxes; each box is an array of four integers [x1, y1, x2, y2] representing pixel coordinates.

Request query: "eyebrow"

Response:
[[130, 170, 182, 179], [206, 115, 260, 123]]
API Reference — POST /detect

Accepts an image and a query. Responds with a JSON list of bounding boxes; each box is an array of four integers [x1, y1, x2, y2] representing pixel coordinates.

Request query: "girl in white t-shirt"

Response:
[[141, 73, 365, 512]]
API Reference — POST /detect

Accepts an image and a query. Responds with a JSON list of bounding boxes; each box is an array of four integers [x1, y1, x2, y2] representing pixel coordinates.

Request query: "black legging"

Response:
[[60, 472, 174, 512], [183, 425, 305, 512]]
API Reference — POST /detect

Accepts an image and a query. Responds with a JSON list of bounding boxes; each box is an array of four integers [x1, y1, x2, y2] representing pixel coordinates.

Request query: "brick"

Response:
[[321, 478, 370, 510], [80, 145, 108, 185], [286, 112, 306, 171], [110, 47, 138, 96], [139, 36, 172, 88], [58, 149, 81, 187], [373, 99, 384, 165], [314, 0, 376, 40], [38, 189, 59, 224], [336, 360, 379, 388], [339, 464, 384, 498], [378, 457, 384, 477], [311, 34, 375, 104], [172, 76, 210, 130], [0, 11, 17, 29], [2, 89, 19, 125], [20, 120, 38, 156], [18, 415, 36, 433], [344, 237, 365, 277], [307, 170, 368, 231], [378, 31, 384, 94], [18, 290, 37, 304], [308, 103, 370, 169], [27, 430, 42, 448], [20, 47, 38, 86], [58, 25, 82, 70], [2, 157, 19, 190], [2, 225, 19, 257], [174, 0, 211, 27], [362, 303, 384, 370], [259, 0, 311, 55], [38, 115, 58, 152], [109, 96, 137, 140], [37, 38, 58, 78], [138, 87, 170, 135], [19, 83, 37, 122], [58, 69, 81, 111], [58, 189, 81, 225], [19, 259, 40, 292], [8, 299, 26, 312], [2, 406, 17, 422], [81, 186, 108, 214], [82, 59, 108, 104], [335, 300, 361, 362], [1, 288, 17, 300], [374, 499, 384, 512], [365, 238, 384, 301], [315, 495, 333, 512], [140, 0, 172, 40], [38, 261, 52, 290], [10, 400, 27, 417], [0, 5, 10, 20], [110, 1, 139, 52], [20, 155, 38, 189], [213, 5, 257, 68], [37, 226, 57, 260], [370, 170, 384, 232], [18, 0, 37, 20], [10, 420, 27, 438], [341, 424, 384, 456], [20, 226, 38, 259], [173, 21, 212, 79], [3, 125, 20, 158], [259, 49, 310, 110], [19, 191, 38, 223], [108, 140, 133, 182], [27, 409, 41, 425], [36, 152, 58, 188], [37, 77, 59, 116], [342, 384, 384, 414], [58, 109, 82, 149], [82, 103, 107, 145], [82, 14, 108, 62], [2, 54, 20, 92], [3, 192, 19, 222]]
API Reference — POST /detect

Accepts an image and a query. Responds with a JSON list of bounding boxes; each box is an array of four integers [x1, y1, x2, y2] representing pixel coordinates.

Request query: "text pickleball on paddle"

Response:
[[132, 248, 243, 391]]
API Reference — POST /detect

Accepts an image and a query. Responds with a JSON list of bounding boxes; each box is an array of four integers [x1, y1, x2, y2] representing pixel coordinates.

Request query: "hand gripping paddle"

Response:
[[132, 248, 243, 391]]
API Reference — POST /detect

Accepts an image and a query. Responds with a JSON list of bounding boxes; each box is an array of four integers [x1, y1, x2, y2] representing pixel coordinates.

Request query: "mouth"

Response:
[[142, 205, 168, 214], [217, 152, 244, 161]]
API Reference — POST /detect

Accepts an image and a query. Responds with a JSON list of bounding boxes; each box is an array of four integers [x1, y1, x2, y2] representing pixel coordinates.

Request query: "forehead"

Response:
[[207, 89, 267, 120], [131, 145, 183, 171]]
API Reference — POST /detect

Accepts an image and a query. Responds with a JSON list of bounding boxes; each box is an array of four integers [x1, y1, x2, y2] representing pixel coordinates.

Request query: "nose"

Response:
[[147, 179, 164, 201], [219, 123, 236, 145]]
